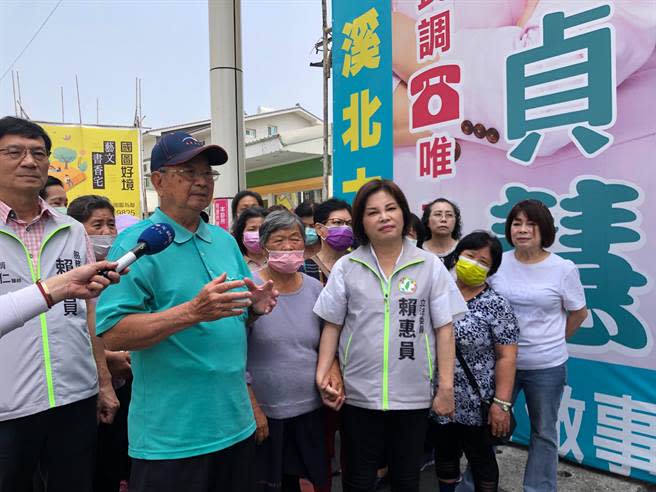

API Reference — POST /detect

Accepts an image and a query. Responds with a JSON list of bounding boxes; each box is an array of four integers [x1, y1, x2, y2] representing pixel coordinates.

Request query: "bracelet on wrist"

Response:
[[493, 396, 512, 406], [36, 280, 55, 309]]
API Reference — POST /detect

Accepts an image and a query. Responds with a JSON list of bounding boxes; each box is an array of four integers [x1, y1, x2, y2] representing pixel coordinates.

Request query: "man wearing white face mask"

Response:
[[67, 194, 132, 492]]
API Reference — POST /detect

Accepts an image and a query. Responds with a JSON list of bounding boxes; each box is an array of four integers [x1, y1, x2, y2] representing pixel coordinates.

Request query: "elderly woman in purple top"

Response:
[[246, 210, 329, 492]]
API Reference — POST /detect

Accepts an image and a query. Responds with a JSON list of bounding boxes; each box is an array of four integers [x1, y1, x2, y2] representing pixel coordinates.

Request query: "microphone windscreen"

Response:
[[137, 223, 176, 255]]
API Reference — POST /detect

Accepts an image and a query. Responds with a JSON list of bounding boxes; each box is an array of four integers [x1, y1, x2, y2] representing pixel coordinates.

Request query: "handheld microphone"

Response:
[[100, 223, 175, 275]]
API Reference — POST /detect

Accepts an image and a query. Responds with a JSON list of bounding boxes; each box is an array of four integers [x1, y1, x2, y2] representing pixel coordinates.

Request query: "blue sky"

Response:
[[0, 1, 325, 129]]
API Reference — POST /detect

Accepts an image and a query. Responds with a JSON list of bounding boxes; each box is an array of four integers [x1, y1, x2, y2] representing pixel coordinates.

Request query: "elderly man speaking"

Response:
[[96, 132, 278, 492]]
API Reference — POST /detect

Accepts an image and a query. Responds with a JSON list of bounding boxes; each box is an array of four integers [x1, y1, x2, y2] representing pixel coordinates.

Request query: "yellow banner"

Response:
[[40, 123, 142, 217]]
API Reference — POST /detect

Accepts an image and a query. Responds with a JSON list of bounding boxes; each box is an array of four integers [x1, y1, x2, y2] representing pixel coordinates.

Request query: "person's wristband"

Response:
[[36, 280, 55, 309], [492, 396, 513, 412]]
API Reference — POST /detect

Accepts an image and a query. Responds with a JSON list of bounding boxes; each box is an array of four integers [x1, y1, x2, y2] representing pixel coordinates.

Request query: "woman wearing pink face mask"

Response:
[[233, 206, 268, 272], [247, 210, 329, 492]]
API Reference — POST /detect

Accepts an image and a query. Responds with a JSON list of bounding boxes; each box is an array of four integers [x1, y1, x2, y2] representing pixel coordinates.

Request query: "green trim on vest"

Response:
[[0, 225, 71, 408], [38, 225, 71, 407], [349, 257, 424, 410], [342, 333, 354, 371], [424, 333, 433, 382]]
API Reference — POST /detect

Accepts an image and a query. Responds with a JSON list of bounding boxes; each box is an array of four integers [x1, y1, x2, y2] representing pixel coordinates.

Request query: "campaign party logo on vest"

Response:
[[398, 276, 417, 294]]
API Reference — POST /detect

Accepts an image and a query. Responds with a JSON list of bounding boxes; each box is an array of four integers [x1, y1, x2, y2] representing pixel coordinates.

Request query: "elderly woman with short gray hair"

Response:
[[247, 210, 329, 492]]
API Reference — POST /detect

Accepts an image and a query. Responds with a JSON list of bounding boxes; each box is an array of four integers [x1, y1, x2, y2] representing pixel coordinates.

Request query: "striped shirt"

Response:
[[0, 198, 95, 271]]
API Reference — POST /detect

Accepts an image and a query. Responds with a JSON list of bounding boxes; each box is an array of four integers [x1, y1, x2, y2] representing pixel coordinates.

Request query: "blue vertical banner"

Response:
[[332, 1, 393, 202]]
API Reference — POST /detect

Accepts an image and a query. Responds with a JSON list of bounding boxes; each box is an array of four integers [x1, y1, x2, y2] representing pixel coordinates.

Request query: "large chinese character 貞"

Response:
[[408, 64, 461, 132], [559, 179, 648, 350], [342, 89, 382, 152], [417, 134, 455, 180], [416, 8, 451, 62], [341, 8, 380, 78], [593, 392, 656, 476], [505, 4, 616, 165]]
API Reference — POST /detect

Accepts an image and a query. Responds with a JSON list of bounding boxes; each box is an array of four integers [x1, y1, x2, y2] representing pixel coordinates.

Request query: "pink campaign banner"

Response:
[[213, 198, 230, 231], [332, 0, 656, 483]]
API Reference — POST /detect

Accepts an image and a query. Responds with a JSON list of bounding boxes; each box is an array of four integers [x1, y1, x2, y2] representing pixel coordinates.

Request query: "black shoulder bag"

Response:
[[455, 346, 516, 445]]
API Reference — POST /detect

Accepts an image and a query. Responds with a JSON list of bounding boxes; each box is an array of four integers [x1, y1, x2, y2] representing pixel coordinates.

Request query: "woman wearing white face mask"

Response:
[[67, 195, 118, 260], [246, 210, 329, 492], [67, 195, 131, 492], [233, 206, 268, 272]]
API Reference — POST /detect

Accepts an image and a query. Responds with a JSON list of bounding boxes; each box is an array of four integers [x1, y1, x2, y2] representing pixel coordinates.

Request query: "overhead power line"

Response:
[[0, 0, 63, 83]]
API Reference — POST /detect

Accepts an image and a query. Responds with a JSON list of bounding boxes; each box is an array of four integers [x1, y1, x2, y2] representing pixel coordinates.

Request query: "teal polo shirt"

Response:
[[96, 208, 255, 460]]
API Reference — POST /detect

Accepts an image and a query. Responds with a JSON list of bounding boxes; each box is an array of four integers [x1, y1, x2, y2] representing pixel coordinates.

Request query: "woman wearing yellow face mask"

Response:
[[429, 231, 519, 492]]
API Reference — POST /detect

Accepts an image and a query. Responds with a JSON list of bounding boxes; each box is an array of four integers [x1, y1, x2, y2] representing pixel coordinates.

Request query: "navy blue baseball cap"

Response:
[[150, 131, 228, 172]]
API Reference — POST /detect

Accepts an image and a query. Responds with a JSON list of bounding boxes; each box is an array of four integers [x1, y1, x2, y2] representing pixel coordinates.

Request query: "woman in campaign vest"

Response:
[[314, 179, 467, 492]]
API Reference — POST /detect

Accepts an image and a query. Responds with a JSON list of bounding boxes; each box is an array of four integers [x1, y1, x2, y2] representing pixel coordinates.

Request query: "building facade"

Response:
[[141, 105, 330, 215]]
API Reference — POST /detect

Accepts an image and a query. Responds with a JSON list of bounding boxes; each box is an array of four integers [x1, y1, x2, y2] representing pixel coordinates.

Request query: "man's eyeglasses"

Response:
[[0, 146, 50, 163], [325, 218, 352, 227], [157, 169, 220, 181]]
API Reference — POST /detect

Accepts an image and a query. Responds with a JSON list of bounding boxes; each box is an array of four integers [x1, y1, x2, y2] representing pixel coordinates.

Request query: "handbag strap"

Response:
[[455, 345, 486, 404]]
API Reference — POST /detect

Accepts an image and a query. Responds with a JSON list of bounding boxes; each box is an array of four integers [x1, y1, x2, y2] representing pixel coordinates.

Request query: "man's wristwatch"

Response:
[[492, 396, 512, 412]]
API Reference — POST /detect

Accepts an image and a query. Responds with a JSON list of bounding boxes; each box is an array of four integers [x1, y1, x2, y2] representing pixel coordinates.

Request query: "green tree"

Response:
[[53, 147, 77, 170]]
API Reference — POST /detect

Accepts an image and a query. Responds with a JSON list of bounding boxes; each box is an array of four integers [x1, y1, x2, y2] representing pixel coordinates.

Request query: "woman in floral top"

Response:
[[430, 231, 519, 492]]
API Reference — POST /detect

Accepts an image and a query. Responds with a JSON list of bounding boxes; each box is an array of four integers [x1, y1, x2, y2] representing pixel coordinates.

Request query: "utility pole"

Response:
[[321, 0, 330, 200], [16, 71, 25, 118], [75, 74, 82, 125], [11, 72, 18, 117], [208, 0, 245, 202]]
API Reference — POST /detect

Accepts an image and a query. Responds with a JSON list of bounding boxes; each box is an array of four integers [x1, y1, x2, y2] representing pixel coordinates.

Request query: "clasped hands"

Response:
[[188, 273, 279, 322]]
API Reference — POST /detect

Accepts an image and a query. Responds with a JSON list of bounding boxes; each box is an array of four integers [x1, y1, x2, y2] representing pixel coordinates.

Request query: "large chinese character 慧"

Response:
[[505, 4, 615, 165], [559, 180, 648, 350], [408, 64, 461, 132], [342, 89, 382, 152], [341, 8, 381, 78]]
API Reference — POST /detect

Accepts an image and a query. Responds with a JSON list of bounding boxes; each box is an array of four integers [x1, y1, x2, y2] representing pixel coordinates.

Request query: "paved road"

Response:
[[331, 444, 656, 492]]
